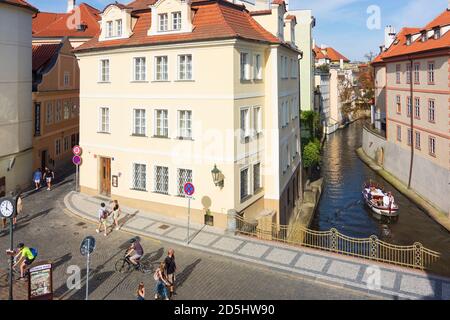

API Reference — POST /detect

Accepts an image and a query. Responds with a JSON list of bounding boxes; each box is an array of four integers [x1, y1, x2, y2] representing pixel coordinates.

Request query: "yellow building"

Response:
[[0, 0, 38, 195], [74, 0, 302, 229]]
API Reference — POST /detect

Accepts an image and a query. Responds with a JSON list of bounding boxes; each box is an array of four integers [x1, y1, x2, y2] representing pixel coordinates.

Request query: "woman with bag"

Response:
[[154, 262, 170, 300], [110, 200, 121, 231]]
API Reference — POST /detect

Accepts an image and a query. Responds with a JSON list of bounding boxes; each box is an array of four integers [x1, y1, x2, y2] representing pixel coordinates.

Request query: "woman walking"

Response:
[[154, 262, 170, 300], [164, 248, 177, 298], [136, 282, 145, 300], [110, 200, 121, 231], [13, 192, 22, 226]]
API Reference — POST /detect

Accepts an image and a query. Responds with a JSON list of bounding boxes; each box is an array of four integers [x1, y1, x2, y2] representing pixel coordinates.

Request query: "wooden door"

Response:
[[100, 157, 111, 196]]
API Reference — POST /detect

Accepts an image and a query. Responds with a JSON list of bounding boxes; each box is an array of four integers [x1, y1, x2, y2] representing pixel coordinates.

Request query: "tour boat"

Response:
[[362, 182, 399, 217]]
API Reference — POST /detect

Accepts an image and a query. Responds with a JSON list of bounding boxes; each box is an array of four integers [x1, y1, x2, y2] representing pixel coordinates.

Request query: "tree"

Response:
[[301, 110, 320, 138], [302, 139, 321, 169]]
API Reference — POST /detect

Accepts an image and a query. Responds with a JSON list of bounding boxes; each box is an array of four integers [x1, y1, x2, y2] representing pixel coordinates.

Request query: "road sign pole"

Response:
[[85, 238, 90, 300], [75, 164, 78, 192], [187, 197, 191, 244], [8, 216, 13, 300]]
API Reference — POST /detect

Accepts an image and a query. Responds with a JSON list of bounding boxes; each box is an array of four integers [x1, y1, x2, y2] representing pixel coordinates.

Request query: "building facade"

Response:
[[74, 0, 302, 229], [0, 0, 38, 195], [32, 37, 80, 172], [369, 8, 450, 216]]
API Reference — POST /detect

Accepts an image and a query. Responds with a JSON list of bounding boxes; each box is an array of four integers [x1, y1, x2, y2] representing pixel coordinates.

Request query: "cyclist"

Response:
[[7, 243, 37, 279], [125, 237, 143, 269]]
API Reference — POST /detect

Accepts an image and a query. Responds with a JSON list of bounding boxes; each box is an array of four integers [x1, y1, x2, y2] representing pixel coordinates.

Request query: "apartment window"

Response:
[[285, 144, 290, 168], [133, 57, 146, 81], [396, 125, 401, 141], [407, 128, 412, 146], [132, 163, 146, 191], [178, 54, 192, 80], [154, 166, 169, 194], [172, 12, 181, 30], [240, 52, 250, 80], [55, 138, 61, 156], [240, 108, 250, 141], [414, 63, 420, 83], [427, 62, 434, 84], [414, 97, 420, 119], [177, 168, 192, 197], [284, 57, 288, 78], [71, 102, 78, 118], [99, 107, 110, 133], [133, 109, 146, 136], [395, 64, 401, 83], [64, 72, 70, 86], [434, 27, 440, 39], [178, 110, 192, 139], [63, 136, 70, 152], [116, 19, 122, 37], [46, 102, 53, 125], [415, 131, 421, 150], [254, 54, 262, 80], [406, 96, 412, 117], [155, 56, 168, 81], [71, 134, 76, 148], [406, 64, 411, 84], [155, 109, 168, 137], [158, 14, 168, 32], [428, 99, 435, 123], [428, 136, 436, 156], [396, 95, 401, 114], [99, 59, 110, 82], [406, 34, 412, 46], [240, 167, 249, 201], [106, 21, 113, 37], [63, 101, 70, 120], [55, 100, 62, 122], [253, 106, 262, 135], [253, 163, 261, 192], [421, 31, 427, 42]]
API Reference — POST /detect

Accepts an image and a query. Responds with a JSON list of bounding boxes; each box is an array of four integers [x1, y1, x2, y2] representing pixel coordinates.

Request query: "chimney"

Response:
[[67, 0, 76, 13], [339, 58, 344, 69], [384, 25, 396, 49]]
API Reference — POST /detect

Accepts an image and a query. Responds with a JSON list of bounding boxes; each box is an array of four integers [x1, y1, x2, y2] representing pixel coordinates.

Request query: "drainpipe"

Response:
[[407, 57, 414, 189]]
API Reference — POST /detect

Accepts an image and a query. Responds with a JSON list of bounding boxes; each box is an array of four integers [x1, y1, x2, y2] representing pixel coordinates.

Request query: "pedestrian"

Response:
[[43, 167, 55, 191], [6, 243, 38, 279], [96, 202, 109, 236], [13, 192, 22, 226], [164, 248, 177, 298], [110, 200, 121, 231], [32, 168, 42, 190], [154, 262, 170, 300], [136, 282, 145, 300]]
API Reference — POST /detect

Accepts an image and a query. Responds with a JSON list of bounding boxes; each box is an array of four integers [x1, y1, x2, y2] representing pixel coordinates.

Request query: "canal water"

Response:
[[312, 120, 450, 275]]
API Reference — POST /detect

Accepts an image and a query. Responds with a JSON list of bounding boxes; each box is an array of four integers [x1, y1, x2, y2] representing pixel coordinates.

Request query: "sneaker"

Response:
[[154, 294, 158, 300], [47, 188, 50, 191], [115, 226, 120, 231], [96, 229, 99, 233], [104, 233, 107, 236]]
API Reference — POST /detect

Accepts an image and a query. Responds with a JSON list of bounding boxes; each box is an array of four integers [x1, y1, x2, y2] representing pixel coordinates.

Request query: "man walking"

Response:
[[33, 168, 42, 190], [164, 248, 177, 298], [43, 167, 55, 191], [96, 202, 109, 236]]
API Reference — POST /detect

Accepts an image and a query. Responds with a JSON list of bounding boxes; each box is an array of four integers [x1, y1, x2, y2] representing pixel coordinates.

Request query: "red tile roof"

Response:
[[32, 3, 101, 38], [74, 0, 283, 53], [313, 45, 349, 62], [373, 9, 450, 63], [1, 0, 38, 12], [126, 0, 157, 11], [249, 9, 272, 16], [32, 43, 60, 72]]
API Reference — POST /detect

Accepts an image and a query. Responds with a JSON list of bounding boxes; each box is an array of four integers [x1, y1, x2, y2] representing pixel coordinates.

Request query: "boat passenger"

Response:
[[383, 194, 391, 207]]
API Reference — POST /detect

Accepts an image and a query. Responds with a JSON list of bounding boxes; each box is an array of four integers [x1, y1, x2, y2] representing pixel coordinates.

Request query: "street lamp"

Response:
[[211, 164, 224, 188]]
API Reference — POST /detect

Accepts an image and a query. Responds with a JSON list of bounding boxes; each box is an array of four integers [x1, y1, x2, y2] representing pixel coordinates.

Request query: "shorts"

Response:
[[46, 177, 52, 182], [34, 179, 40, 184], [25, 257, 35, 265], [130, 253, 142, 261], [166, 273, 175, 285], [112, 210, 120, 220]]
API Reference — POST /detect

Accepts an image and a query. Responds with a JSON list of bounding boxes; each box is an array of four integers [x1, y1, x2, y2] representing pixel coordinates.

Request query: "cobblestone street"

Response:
[[0, 172, 377, 300]]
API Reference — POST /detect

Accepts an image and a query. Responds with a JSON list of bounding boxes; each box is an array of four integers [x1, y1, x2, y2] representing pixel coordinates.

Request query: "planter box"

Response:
[[204, 214, 214, 226]]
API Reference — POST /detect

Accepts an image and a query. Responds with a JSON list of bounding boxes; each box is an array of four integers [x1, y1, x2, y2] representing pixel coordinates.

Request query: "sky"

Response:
[[28, 0, 448, 61]]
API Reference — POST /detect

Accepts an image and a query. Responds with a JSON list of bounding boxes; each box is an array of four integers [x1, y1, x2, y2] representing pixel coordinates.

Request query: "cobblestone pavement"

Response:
[[0, 172, 377, 300]]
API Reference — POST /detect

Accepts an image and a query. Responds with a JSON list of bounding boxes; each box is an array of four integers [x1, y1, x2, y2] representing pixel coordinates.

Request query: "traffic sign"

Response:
[[72, 155, 82, 166], [184, 182, 195, 196], [80, 236, 96, 256], [72, 145, 82, 156]]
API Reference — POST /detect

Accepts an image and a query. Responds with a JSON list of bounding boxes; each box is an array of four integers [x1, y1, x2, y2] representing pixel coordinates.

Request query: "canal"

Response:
[[312, 120, 450, 275]]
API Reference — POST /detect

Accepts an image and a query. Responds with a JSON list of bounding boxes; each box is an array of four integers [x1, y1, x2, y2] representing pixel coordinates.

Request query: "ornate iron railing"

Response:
[[235, 215, 440, 270]]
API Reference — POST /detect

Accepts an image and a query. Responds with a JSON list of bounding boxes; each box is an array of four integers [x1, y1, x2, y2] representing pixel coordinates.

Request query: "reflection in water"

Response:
[[312, 120, 450, 275]]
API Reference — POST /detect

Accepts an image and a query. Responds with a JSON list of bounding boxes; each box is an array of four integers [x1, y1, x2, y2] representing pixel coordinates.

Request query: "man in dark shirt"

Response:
[[164, 248, 176, 298], [126, 237, 143, 268]]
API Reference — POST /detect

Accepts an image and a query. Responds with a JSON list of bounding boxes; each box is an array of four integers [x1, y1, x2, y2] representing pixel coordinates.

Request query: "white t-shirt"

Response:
[[98, 208, 106, 219], [383, 195, 390, 207]]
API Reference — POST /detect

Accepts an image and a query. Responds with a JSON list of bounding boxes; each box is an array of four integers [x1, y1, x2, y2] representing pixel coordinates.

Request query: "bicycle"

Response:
[[114, 254, 153, 274]]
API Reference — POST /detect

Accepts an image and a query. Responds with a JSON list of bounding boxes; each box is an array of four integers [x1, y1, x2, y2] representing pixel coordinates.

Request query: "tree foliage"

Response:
[[302, 139, 321, 168]]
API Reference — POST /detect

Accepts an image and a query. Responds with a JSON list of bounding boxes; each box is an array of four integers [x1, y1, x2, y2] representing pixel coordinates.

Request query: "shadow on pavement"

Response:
[[176, 258, 201, 289], [52, 253, 73, 271]]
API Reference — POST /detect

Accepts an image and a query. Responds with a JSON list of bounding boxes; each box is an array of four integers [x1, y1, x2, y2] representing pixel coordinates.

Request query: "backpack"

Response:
[[101, 209, 108, 219], [153, 270, 159, 281], [30, 248, 38, 258]]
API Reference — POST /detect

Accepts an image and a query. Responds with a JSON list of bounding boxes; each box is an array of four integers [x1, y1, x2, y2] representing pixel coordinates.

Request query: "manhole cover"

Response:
[[76, 222, 86, 226], [158, 224, 170, 230]]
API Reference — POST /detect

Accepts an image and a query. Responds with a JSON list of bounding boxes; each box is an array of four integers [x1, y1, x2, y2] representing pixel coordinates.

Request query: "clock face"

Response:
[[0, 200, 14, 218]]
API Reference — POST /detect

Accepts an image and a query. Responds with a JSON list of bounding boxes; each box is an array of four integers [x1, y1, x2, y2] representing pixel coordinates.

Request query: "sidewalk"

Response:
[[64, 191, 450, 300]]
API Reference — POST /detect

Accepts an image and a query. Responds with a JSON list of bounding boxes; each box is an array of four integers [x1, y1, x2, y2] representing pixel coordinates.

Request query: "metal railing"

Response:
[[235, 215, 440, 270]]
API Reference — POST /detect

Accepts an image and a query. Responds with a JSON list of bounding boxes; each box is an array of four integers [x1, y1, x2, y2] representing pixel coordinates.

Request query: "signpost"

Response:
[[72, 146, 82, 192], [80, 236, 96, 300], [0, 196, 16, 300], [183, 182, 195, 244]]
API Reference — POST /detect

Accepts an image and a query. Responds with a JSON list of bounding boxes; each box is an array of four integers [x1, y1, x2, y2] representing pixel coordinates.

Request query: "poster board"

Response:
[[28, 262, 53, 300]]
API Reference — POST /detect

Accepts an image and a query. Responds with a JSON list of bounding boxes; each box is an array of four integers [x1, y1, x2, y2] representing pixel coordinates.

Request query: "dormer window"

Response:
[[106, 21, 113, 38], [76, 23, 87, 31], [158, 14, 168, 32], [421, 31, 427, 42], [406, 34, 411, 45], [116, 19, 122, 37], [433, 27, 440, 39], [172, 12, 181, 30]]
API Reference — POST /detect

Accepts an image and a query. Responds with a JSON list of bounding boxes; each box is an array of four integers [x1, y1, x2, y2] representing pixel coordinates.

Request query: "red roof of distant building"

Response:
[[32, 3, 101, 38], [74, 0, 284, 53], [32, 43, 60, 72], [313, 45, 350, 62], [249, 9, 272, 16], [126, 0, 157, 11], [1, 0, 38, 12]]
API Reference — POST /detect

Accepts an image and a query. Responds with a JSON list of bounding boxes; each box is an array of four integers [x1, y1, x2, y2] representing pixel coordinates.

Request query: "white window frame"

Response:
[[177, 110, 192, 139], [46, 102, 53, 125], [154, 109, 168, 137], [55, 100, 62, 122], [415, 131, 421, 149], [240, 166, 250, 201], [158, 13, 168, 32], [253, 162, 261, 193], [428, 99, 435, 122], [99, 59, 110, 82], [407, 128, 412, 146], [132, 108, 146, 136], [55, 138, 61, 156], [172, 11, 181, 30], [99, 107, 110, 133], [106, 21, 113, 38], [63, 100, 70, 120], [154, 56, 168, 81], [64, 72, 70, 86], [428, 62, 435, 84], [131, 163, 147, 191], [240, 107, 250, 141], [240, 52, 250, 80], [63, 136, 70, 152], [178, 54, 192, 80], [154, 165, 169, 194], [253, 106, 262, 135], [116, 19, 122, 37], [254, 54, 262, 80], [177, 168, 193, 197], [133, 57, 146, 81], [428, 136, 436, 156]]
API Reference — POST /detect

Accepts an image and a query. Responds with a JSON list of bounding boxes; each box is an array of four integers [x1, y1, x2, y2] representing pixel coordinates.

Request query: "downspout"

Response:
[[407, 57, 414, 189]]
